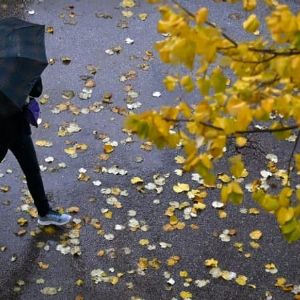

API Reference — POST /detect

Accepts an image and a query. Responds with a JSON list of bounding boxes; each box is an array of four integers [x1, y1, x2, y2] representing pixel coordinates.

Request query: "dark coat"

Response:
[[0, 78, 43, 143]]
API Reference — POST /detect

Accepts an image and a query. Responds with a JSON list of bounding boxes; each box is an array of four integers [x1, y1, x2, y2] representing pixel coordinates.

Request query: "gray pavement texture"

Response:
[[0, 0, 300, 300]]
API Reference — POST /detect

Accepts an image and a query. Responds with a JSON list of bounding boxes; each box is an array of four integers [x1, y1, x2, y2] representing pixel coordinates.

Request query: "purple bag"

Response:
[[24, 97, 40, 127]]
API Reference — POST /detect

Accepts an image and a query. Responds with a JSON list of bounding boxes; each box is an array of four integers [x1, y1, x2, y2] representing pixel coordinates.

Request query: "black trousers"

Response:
[[0, 134, 50, 217]]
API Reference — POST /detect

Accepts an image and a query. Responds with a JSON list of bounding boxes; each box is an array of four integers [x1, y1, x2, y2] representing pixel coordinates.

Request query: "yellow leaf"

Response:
[[243, 0, 257, 10], [180, 291, 192, 299], [17, 217, 28, 226], [121, 0, 135, 8], [35, 140, 53, 147], [218, 210, 227, 219], [175, 222, 186, 230], [76, 143, 88, 151], [104, 144, 114, 154], [137, 257, 148, 270], [195, 7, 208, 25], [204, 258, 218, 267], [249, 230, 262, 240], [218, 173, 231, 183], [139, 13, 148, 21], [243, 14, 260, 33], [197, 77, 210, 96], [0, 185, 10, 192], [211, 67, 227, 93], [295, 154, 300, 172], [149, 258, 161, 269], [250, 241, 260, 249], [75, 279, 84, 287], [173, 183, 190, 193], [179, 270, 188, 277], [180, 75, 194, 93], [278, 187, 292, 207], [64, 147, 76, 156], [235, 275, 248, 286], [276, 207, 294, 225], [103, 211, 113, 219], [265, 262, 278, 272], [131, 177, 144, 184], [38, 261, 49, 270], [178, 102, 192, 118], [221, 271, 236, 281], [66, 206, 80, 213], [193, 202, 206, 210], [236, 137, 247, 147], [221, 182, 243, 205], [139, 239, 150, 246], [164, 75, 178, 91], [122, 10, 133, 18], [110, 276, 119, 285], [169, 215, 178, 225], [167, 255, 181, 266], [229, 155, 245, 178], [175, 155, 185, 164], [275, 277, 286, 287]]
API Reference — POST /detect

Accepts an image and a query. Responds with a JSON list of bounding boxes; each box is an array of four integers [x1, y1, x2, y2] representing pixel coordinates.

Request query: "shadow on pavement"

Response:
[[0, 226, 65, 299]]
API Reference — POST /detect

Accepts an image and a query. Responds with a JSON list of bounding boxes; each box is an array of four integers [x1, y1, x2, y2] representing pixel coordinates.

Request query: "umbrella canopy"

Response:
[[0, 17, 48, 117]]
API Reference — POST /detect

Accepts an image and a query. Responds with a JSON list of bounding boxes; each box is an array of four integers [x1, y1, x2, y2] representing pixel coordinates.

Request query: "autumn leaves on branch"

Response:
[[125, 0, 300, 242]]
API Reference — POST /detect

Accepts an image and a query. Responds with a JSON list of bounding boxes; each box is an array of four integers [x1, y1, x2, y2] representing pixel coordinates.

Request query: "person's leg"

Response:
[[0, 144, 8, 163], [9, 134, 50, 217]]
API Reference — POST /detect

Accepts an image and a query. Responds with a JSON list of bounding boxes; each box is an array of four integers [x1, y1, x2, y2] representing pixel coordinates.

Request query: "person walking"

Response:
[[0, 77, 72, 226], [0, 17, 71, 226]]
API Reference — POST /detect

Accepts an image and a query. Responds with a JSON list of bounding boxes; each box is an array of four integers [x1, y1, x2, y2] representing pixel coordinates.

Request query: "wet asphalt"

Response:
[[0, 1, 300, 300]]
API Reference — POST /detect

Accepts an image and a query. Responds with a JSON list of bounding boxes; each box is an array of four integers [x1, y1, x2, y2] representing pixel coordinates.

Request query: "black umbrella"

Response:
[[0, 17, 48, 117]]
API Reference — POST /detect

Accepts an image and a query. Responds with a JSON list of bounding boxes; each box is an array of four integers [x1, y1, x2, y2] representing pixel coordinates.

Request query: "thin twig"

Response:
[[287, 130, 300, 181], [169, 0, 300, 57], [231, 54, 276, 64], [254, 75, 280, 91], [170, 0, 238, 47], [164, 117, 299, 134], [248, 48, 300, 56]]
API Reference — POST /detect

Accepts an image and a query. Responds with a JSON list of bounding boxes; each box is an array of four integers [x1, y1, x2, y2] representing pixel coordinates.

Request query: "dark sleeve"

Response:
[[29, 78, 43, 98]]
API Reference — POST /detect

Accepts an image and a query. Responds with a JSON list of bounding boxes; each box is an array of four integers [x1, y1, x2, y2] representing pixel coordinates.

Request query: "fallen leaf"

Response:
[[131, 177, 144, 184], [35, 140, 53, 147], [249, 230, 262, 240], [173, 183, 190, 193], [139, 13, 148, 21], [38, 261, 49, 270], [180, 291, 192, 299], [40, 287, 60, 295], [235, 275, 248, 286]]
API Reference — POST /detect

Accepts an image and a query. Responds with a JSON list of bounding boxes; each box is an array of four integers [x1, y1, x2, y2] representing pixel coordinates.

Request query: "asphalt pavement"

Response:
[[0, 1, 300, 300]]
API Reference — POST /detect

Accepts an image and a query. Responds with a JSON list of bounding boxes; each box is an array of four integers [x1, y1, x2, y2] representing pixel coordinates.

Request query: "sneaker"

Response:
[[38, 210, 72, 226]]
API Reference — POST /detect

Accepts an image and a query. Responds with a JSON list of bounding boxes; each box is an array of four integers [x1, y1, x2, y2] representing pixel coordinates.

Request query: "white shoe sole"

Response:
[[38, 218, 72, 226]]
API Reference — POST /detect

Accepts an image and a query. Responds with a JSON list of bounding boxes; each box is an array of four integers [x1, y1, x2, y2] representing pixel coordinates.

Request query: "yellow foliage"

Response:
[[221, 182, 243, 205], [277, 207, 294, 225], [229, 155, 245, 178], [180, 75, 194, 92], [195, 8, 208, 25], [243, 14, 260, 33], [164, 75, 178, 91], [125, 0, 300, 242], [243, 0, 256, 11]]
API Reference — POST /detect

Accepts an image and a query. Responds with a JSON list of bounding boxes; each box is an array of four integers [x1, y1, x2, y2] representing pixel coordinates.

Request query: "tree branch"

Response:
[[287, 130, 300, 182], [231, 54, 276, 64], [248, 48, 300, 56], [164, 117, 299, 134]]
